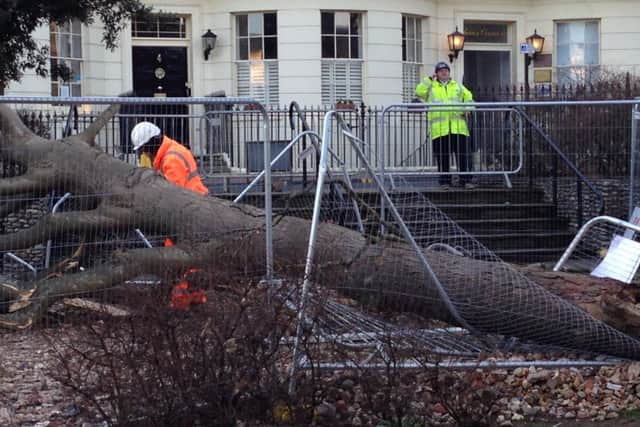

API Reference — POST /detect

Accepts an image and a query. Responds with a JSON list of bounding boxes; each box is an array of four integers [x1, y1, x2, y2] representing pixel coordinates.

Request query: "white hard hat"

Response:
[[130, 122, 161, 151]]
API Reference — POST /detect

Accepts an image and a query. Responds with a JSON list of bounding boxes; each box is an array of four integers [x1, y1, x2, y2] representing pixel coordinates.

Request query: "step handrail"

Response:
[[515, 106, 605, 225], [289, 100, 312, 133]]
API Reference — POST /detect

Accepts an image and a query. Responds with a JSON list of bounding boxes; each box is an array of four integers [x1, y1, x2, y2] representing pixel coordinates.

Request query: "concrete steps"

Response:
[[220, 184, 574, 264]]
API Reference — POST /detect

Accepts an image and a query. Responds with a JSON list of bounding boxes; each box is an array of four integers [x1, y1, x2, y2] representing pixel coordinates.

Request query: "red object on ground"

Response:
[[169, 269, 208, 309]]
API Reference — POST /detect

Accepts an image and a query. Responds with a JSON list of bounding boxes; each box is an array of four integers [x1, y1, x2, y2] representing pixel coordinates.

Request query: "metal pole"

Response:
[[289, 111, 339, 394], [631, 102, 640, 218], [524, 55, 531, 102], [44, 192, 72, 269], [255, 105, 273, 280], [4, 253, 37, 277]]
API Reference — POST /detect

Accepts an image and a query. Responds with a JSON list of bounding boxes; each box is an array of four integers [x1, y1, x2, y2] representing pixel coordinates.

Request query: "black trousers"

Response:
[[432, 134, 472, 184]]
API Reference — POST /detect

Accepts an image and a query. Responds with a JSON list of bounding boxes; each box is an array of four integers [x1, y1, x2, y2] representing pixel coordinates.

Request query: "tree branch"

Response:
[[0, 209, 131, 251], [0, 104, 35, 147], [0, 241, 227, 330], [78, 91, 132, 146], [0, 169, 55, 196]]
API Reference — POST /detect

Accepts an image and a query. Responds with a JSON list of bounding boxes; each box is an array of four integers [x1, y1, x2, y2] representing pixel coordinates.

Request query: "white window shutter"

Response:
[[237, 62, 251, 98], [266, 61, 279, 105], [348, 61, 363, 102], [402, 62, 422, 102], [236, 61, 279, 105], [321, 61, 333, 104], [321, 60, 362, 105]]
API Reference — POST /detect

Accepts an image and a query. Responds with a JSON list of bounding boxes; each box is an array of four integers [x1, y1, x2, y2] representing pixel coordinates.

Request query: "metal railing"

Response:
[[8, 100, 639, 179], [517, 106, 604, 226], [6, 96, 640, 231], [379, 103, 524, 189]]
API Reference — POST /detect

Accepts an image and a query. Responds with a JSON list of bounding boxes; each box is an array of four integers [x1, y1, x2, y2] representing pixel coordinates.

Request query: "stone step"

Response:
[[427, 203, 557, 221], [493, 247, 567, 264]]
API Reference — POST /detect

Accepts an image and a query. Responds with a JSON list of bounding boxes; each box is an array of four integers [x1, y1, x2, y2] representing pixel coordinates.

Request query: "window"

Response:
[[321, 11, 363, 104], [50, 20, 83, 97], [402, 16, 423, 102], [132, 14, 186, 38], [235, 12, 279, 105], [555, 20, 600, 84]]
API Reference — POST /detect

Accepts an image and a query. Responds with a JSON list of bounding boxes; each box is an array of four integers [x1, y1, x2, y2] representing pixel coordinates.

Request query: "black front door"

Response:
[[123, 46, 190, 151], [133, 46, 189, 97]]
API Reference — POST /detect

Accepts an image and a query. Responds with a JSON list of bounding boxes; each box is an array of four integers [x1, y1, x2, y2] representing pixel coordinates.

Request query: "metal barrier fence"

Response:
[[554, 215, 640, 280], [10, 100, 639, 179], [379, 104, 523, 187], [631, 102, 640, 216], [5, 97, 640, 233], [285, 107, 640, 394]]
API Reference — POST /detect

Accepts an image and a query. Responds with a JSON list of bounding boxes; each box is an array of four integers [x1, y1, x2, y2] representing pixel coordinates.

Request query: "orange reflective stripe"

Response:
[[162, 150, 202, 184], [163, 150, 191, 170]]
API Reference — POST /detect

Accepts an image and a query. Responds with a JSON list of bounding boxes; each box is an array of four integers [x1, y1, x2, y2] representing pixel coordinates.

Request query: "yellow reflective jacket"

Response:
[[415, 77, 473, 140], [139, 152, 153, 168]]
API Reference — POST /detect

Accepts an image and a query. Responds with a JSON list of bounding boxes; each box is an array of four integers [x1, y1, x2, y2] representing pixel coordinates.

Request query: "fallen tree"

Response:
[[1, 101, 640, 359]]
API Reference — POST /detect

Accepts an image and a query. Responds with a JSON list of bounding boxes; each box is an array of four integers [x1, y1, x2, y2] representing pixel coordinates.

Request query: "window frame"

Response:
[[554, 19, 601, 84], [49, 20, 83, 97], [402, 15, 423, 64], [402, 15, 424, 102], [132, 13, 188, 39], [321, 11, 363, 59], [234, 12, 280, 105], [235, 12, 278, 61]]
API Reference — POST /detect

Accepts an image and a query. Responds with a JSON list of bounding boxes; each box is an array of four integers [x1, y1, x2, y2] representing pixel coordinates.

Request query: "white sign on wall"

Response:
[[519, 43, 534, 54]]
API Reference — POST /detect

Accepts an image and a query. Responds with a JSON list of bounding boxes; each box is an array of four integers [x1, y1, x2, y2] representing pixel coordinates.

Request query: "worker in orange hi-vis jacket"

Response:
[[130, 121, 209, 195], [131, 121, 209, 308]]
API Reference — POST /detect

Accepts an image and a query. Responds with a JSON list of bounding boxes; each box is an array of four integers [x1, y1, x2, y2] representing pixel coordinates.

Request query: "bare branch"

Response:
[[0, 241, 226, 330], [0, 104, 35, 147], [78, 91, 133, 146], [0, 209, 132, 251], [0, 169, 55, 196]]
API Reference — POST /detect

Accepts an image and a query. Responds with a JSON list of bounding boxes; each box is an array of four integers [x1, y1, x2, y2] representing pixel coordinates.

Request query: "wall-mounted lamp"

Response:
[[525, 28, 545, 66], [524, 29, 545, 99], [447, 26, 465, 63], [202, 29, 217, 60]]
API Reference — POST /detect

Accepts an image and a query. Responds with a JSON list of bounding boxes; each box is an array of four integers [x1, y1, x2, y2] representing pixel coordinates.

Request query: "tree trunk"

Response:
[[1, 103, 640, 359]]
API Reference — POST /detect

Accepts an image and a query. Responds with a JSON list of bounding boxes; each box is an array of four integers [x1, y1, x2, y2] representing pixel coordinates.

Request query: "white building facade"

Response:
[[6, 0, 640, 105]]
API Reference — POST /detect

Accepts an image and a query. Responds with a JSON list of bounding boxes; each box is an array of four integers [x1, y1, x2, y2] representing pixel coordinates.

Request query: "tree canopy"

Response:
[[0, 0, 150, 93]]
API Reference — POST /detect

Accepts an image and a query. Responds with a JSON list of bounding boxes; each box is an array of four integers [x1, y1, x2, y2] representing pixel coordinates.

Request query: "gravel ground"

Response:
[[4, 326, 640, 426], [0, 328, 106, 427]]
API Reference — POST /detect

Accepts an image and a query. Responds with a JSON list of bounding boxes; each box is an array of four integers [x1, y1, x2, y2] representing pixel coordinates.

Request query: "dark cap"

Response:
[[434, 61, 450, 73]]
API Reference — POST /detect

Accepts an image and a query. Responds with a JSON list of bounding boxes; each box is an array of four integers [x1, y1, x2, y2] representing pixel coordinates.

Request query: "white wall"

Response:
[[530, 0, 640, 76], [4, 25, 51, 96], [5, 0, 640, 103]]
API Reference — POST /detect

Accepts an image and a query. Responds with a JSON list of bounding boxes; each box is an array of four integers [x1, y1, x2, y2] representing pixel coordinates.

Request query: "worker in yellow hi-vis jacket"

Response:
[[415, 61, 475, 189]]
